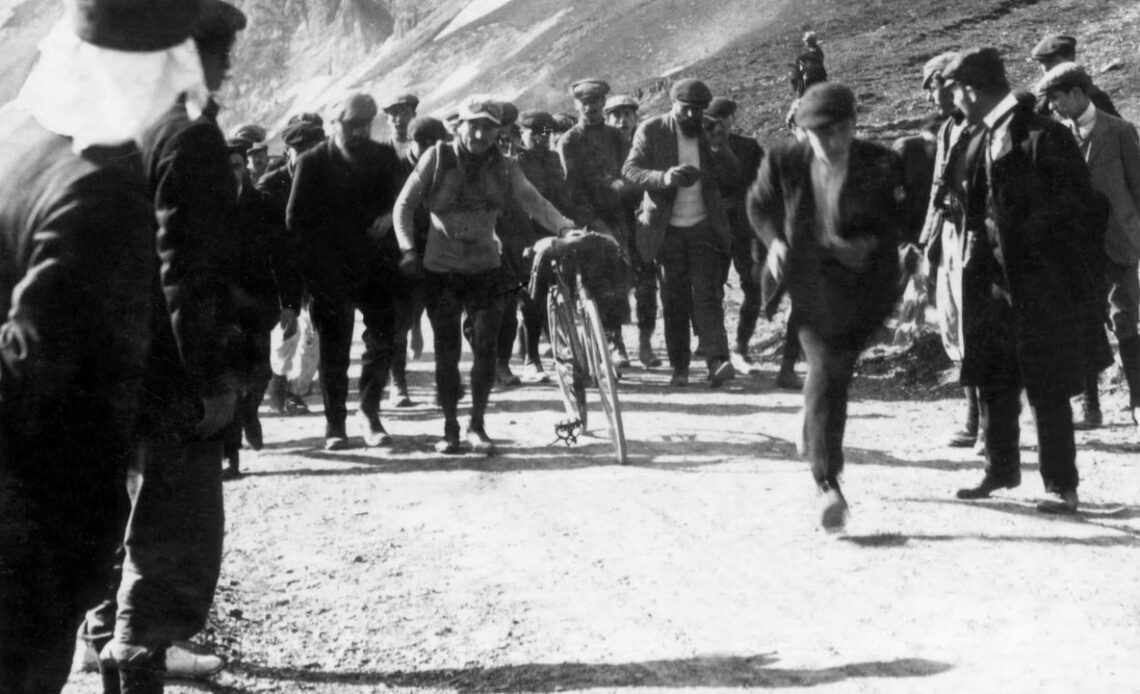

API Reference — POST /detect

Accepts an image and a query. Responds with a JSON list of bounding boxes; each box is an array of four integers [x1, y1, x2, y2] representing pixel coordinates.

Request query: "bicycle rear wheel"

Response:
[[579, 289, 627, 464], [547, 285, 588, 429]]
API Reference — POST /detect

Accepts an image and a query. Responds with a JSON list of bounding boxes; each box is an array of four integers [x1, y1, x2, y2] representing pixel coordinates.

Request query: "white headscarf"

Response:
[[12, 17, 209, 153]]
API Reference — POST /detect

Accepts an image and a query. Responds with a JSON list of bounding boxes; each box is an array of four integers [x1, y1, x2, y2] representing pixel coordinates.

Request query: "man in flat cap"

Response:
[[1040, 62, 1140, 439], [705, 96, 770, 373], [383, 93, 420, 160], [559, 78, 636, 368], [942, 47, 1109, 514], [393, 97, 578, 454], [515, 109, 570, 381], [0, 1, 204, 688], [1031, 33, 1120, 118], [624, 77, 739, 388], [259, 115, 324, 416], [80, 0, 252, 688], [747, 82, 905, 530], [287, 92, 405, 451], [914, 51, 985, 452], [604, 94, 664, 368]]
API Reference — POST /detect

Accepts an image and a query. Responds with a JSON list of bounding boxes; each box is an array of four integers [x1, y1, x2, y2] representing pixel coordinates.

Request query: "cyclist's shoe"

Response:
[[708, 359, 736, 388], [732, 342, 755, 365], [390, 384, 415, 408], [356, 410, 392, 448], [466, 424, 496, 455], [611, 345, 631, 369], [495, 362, 521, 387], [669, 368, 689, 387], [435, 423, 461, 454], [284, 392, 311, 415]]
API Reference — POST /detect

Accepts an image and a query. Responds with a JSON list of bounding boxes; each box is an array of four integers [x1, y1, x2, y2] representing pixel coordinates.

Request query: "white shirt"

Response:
[[1068, 101, 1098, 145], [669, 129, 707, 227], [810, 154, 848, 247]]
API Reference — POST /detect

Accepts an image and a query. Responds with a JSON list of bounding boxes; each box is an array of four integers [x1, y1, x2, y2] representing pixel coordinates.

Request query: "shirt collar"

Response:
[[1073, 101, 1097, 134], [982, 92, 1019, 131]]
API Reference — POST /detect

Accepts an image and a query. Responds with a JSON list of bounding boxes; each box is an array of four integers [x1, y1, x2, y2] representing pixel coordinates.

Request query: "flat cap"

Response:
[[795, 82, 856, 129], [570, 78, 610, 100], [519, 110, 556, 131], [922, 51, 958, 90], [457, 97, 503, 125], [192, 0, 247, 42], [706, 96, 737, 119], [287, 112, 324, 127], [407, 116, 448, 143], [383, 94, 420, 112], [670, 78, 712, 108], [941, 47, 1009, 92], [498, 101, 519, 126], [1031, 34, 1077, 60], [281, 121, 325, 150], [1035, 61, 1093, 95], [552, 112, 576, 132], [337, 93, 378, 123], [67, 0, 203, 51], [604, 94, 640, 114], [247, 141, 267, 155], [225, 137, 251, 156], [230, 123, 266, 143]]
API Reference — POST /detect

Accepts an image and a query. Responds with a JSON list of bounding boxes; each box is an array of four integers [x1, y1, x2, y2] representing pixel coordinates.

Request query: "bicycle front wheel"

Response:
[[547, 285, 588, 429], [579, 291, 627, 464]]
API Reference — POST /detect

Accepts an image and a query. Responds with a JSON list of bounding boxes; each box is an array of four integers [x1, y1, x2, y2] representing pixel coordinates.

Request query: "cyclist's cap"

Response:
[[603, 94, 639, 114], [706, 96, 737, 119], [570, 78, 610, 100], [457, 97, 503, 125], [498, 101, 519, 126], [795, 82, 856, 129], [519, 110, 555, 131], [670, 78, 712, 108], [383, 93, 419, 112]]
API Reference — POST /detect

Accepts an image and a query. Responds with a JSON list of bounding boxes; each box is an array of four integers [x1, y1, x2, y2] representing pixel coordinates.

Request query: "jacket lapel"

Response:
[[1083, 114, 1107, 167]]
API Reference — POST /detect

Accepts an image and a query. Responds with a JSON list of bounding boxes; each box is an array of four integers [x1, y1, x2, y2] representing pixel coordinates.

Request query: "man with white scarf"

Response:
[[0, 2, 209, 692]]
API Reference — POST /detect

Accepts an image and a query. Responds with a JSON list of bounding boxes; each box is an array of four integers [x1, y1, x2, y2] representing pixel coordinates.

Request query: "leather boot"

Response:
[[102, 642, 165, 694], [265, 374, 287, 415]]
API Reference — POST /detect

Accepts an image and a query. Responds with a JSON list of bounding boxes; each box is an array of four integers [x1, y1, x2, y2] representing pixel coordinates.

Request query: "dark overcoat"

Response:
[[959, 101, 1111, 401], [746, 138, 905, 349]]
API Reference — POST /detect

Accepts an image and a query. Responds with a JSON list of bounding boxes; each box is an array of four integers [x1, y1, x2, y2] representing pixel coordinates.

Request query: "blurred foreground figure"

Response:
[[0, 1, 205, 691], [747, 83, 905, 530]]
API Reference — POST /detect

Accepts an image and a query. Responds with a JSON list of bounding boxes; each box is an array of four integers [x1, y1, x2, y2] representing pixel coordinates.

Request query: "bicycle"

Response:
[[528, 231, 627, 464]]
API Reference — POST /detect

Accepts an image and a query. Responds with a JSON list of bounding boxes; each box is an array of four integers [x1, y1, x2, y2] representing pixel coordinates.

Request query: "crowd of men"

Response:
[[0, 0, 1136, 689]]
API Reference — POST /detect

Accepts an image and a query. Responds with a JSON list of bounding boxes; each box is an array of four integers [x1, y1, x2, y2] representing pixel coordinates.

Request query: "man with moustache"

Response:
[[623, 78, 738, 388], [559, 78, 635, 368], [287, 93, 404, 450], [942, 48, 1109, 514]]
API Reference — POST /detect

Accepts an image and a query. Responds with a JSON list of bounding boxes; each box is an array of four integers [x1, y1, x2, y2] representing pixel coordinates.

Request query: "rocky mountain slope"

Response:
[[1, 0, 1137, 145]]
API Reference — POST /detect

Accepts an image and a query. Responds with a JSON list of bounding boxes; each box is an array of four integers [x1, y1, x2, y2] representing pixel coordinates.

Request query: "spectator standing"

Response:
[[943, 48, 1110, 514], [1039, 62, 1140, 437], [623, 78, 738, 388], [1030, 34, 1120, 118]]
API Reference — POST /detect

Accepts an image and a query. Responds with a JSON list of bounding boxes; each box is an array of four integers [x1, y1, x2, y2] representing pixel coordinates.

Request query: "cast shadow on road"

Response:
[[216, 654, 952, 692]]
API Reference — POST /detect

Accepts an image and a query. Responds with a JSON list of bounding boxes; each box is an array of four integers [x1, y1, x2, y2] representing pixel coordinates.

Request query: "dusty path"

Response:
[[65, 314, 1140, 694]]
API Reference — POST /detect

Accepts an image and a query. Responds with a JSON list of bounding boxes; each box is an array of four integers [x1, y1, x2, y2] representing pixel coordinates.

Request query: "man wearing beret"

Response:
[[288, 92, 405, 451], [78, 1, 252, 688], [623, 77, 739, 387], [747, 82, 906, 530], [258, 115, 324, 416], [0, 0, 203, 688], [383, 93, 420, 160], [393, 98, 577, 454], [515, 109, 570, 381], [1039, 62, 1140, 439], [942, 47, 1110, 514], [1030, 33, 1120, 118], [559, 78, 636, 368], [605, 94, 664, 368], [915, 51, 985, 452]]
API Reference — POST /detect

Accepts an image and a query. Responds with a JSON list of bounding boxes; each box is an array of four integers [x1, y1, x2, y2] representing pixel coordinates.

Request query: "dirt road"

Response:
[[65, 314, 1140, 694]]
